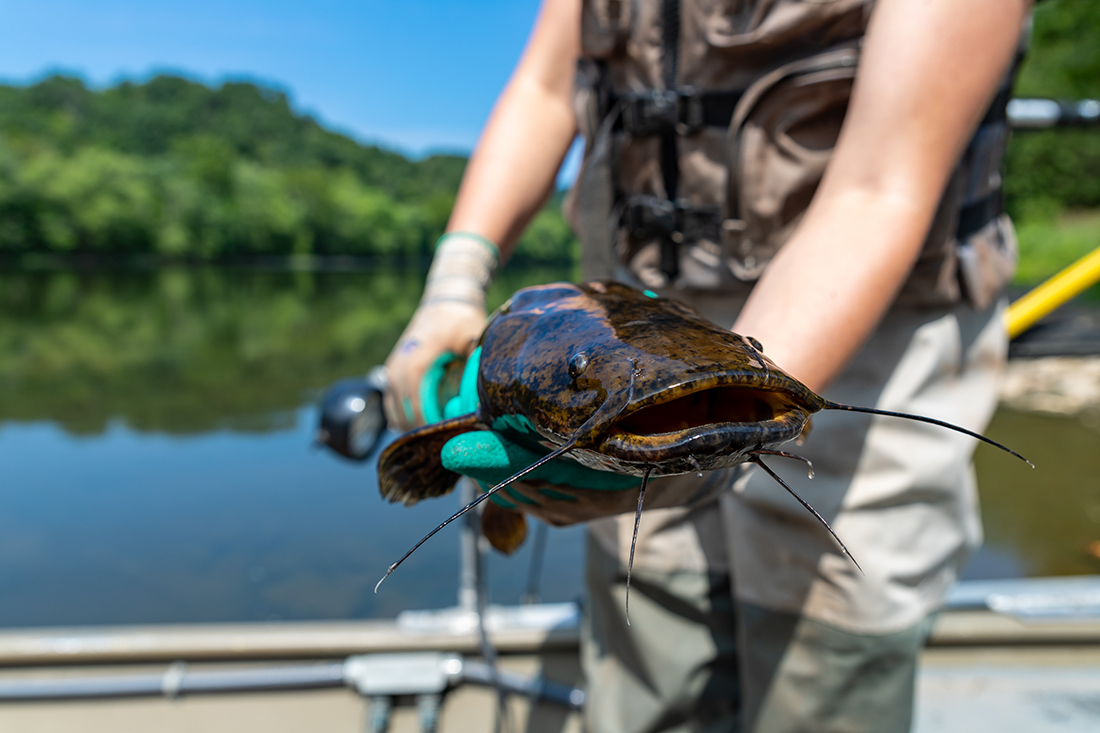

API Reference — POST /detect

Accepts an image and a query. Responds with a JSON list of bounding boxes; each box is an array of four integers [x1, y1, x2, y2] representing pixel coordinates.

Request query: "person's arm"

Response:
[[383, 0, 580, 430], [733, 0, 1031, 394]]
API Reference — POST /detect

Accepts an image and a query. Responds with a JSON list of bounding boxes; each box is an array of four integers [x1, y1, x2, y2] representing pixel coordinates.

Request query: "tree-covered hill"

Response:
[[0, 75, 466, 201], [0, 74, 575, 261], [0, 0, 1095, 267], [1006, 0, 1100, 217], [1000, 0, 1100, 285]]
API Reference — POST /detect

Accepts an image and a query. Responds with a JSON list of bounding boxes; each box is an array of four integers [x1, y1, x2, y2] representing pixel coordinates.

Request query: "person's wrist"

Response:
[[420, 232, 499, 309]]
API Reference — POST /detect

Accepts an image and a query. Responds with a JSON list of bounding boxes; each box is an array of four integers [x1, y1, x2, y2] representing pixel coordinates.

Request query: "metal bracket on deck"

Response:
[[343, 652, 460, 697], [342, 652, 583, 709], [342, 652, 582, 732]]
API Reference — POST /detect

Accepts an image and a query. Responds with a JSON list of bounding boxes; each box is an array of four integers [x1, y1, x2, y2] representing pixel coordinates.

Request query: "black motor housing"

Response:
[[317, 366, 388, 460]]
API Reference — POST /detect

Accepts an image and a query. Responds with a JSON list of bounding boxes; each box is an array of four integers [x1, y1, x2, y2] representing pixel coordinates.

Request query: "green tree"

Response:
[[1005, 0, 1100, 218], [0, 74, 576, 262]]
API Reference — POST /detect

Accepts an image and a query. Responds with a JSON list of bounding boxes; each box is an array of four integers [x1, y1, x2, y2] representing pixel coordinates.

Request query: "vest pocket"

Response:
[[722, 46, 858, 280], [580, 0, 633, 59]]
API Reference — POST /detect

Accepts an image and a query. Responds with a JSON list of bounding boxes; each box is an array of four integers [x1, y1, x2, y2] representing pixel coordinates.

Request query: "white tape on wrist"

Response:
[[421, 232, 499, 308]]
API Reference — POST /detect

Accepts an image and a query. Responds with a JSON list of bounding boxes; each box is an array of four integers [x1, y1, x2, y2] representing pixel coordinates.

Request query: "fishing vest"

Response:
[[567, 0, 1020, 308]]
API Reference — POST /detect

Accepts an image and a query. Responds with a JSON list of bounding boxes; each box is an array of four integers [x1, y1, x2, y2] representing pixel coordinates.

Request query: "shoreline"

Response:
[[1001, 355, 1100, 417]]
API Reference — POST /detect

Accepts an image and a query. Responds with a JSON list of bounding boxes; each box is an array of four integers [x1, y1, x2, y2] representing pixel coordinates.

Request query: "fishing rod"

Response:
[[1007, 98, 1100, 129]]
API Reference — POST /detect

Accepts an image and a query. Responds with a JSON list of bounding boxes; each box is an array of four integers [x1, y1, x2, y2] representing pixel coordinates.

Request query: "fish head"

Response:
[[477, 281, 826, 477]]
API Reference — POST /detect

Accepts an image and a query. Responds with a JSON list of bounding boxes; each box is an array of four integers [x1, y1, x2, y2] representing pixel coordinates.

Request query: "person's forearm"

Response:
[[446, 0, 580, 259], [733, 189, 932, 394], [383, 0, 580, 430], [733, 0, 1030, 394]]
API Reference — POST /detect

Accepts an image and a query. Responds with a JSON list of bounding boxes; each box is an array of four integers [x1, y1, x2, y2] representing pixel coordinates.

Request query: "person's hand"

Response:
[[383, 300, 485, 432], [442, 430, 640, 492], [436, 347, 640, 497], [385, 231, 499, 431]]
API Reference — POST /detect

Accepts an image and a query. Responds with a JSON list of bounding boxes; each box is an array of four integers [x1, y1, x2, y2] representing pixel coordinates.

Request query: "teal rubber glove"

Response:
[[442, 430, 640, 491], [424, 348, 639, 497]]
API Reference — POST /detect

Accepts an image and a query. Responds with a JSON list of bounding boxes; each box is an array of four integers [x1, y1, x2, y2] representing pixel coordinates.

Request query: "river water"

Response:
[[0, 267, 1096, 628]]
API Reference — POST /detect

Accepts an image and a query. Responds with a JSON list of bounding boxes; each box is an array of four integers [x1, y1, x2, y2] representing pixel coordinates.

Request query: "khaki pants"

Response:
[[582, 294, 1006, 733]]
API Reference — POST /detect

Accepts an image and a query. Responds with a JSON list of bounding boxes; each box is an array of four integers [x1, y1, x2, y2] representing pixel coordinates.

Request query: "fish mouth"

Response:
[[595, 378, 815, 473]]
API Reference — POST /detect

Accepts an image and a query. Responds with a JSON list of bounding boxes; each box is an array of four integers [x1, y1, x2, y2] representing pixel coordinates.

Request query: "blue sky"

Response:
[[0, 0, 547, 157]]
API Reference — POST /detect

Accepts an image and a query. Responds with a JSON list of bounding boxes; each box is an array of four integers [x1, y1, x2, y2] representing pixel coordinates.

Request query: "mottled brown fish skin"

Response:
[[480, 501, 528, 555], [474, 281, 825, 476], [377, 281, 1020, 565], [378, 280, 827, 512]]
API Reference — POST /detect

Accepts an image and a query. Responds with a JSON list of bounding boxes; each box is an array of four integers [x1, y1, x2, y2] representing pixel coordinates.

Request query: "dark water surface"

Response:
[[0, 268, 1094, 628], [972, 407, 1100, 579]]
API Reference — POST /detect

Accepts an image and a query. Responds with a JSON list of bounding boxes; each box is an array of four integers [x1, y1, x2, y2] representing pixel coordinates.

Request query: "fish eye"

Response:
[[568, 352, 589, 380], [747, 336, 763, 352]]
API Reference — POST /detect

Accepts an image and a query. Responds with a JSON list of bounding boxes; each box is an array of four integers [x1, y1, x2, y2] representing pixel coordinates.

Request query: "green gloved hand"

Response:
[[425, 348, 639, 500], [442, 429, 640, 491]]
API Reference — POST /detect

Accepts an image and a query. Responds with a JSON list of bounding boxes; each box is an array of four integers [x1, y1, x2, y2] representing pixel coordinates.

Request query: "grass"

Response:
[[1014, 208, 1100, 289]]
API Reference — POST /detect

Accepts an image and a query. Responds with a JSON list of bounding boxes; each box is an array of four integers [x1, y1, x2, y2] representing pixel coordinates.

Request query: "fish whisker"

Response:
[[823, 400, 1033, 467], [754, 449, 814, 478], [375, 438, 578, 592], [625, 466, 652, 627], [742, 335, 769, 380], [377, 358, 644, 592], [687, 454, 703, 477], [750, 455, 862, 574]]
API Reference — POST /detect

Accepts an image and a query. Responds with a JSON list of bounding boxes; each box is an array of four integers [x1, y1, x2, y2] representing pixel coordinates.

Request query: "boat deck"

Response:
[[0, 588, 1099, 733]]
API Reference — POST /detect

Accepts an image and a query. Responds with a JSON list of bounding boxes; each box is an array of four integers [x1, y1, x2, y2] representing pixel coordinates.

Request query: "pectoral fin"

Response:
[[378, 413, 486, 506], [481, 500, 528, 554]]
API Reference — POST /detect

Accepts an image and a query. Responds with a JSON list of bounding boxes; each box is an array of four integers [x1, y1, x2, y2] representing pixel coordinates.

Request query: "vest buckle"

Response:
[[622, 196, 722, 243], [622, 90, 679, 137], [621, 87, 709, 137], [674, 87, 705, 136], [624, 196, 679, 238]]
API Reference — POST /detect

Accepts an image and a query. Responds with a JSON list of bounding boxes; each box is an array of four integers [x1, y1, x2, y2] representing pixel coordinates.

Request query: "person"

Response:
[[383, 0, 1032, 730]]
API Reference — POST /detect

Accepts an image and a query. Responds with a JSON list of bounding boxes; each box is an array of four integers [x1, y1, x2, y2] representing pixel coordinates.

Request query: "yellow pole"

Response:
[[1006, 245, 1100, 339]]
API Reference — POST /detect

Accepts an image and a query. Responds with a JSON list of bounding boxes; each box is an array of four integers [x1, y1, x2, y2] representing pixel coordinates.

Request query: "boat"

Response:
[[2, 98, 1099, 733], [1, 575, 1100, 731]]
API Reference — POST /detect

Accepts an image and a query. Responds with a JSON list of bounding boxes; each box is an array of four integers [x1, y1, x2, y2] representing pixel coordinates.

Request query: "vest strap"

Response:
[[622, 196, 723, 243], [614, 88, 744, 137], [622, 191, 1003, 249], [956, 190, 1004, 242]]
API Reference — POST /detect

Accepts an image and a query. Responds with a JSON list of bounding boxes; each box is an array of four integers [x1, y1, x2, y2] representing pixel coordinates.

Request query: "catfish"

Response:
[[376, 282, 1029, 608]]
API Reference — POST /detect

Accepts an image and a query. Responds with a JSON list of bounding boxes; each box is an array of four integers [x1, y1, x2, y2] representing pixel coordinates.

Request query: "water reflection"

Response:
[[0, 410, 586, 627], [974, 407, 1100, 578], [0, 267, 1094, 627], [0, 268, 423, 434], [0, 266, 584, 628], [0, 266, 572, 434]]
